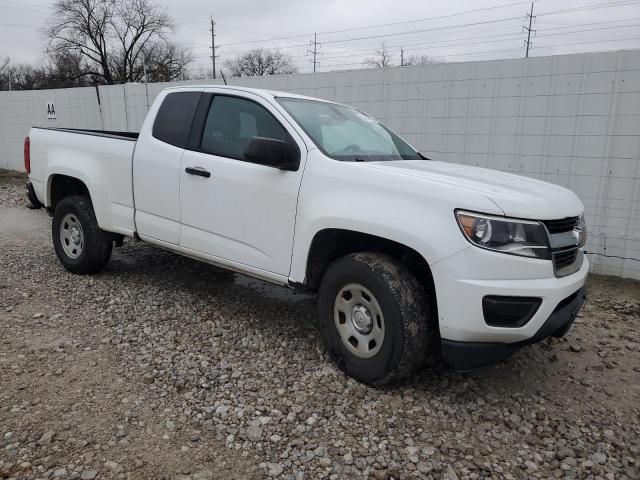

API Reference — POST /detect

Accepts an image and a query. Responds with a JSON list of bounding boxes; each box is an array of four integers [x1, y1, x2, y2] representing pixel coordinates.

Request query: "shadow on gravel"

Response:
[[106, 242, 311, 304]]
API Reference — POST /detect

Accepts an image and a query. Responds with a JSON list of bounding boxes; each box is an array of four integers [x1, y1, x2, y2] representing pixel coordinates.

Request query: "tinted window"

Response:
[[201, 96, 290, 160], [153, 92, 201, 147]]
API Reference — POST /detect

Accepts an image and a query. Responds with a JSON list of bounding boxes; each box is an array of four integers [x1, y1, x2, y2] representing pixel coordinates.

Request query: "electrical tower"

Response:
[[400, 47, 404, 66], [308, 33, 321, 73], [210, 17, 219, 79], [523, 2, 536, 58]]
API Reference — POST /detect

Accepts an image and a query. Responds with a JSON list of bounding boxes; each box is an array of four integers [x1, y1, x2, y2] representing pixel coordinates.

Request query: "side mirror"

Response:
[[244, 136, 300, 171]]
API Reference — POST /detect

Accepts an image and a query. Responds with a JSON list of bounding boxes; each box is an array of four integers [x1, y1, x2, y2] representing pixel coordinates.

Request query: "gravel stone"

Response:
[[591, 452, 607, 464], [37, 431, 55, 446], [265, 462, 283, 476], [80, 469, 98, 480]]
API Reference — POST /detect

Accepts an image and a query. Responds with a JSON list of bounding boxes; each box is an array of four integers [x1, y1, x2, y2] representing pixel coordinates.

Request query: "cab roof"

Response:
[[163, 84, 327, 103]]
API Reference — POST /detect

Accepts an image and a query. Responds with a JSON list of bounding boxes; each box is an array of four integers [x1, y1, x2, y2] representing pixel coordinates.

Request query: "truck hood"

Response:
[[364, 160, 583, 220]]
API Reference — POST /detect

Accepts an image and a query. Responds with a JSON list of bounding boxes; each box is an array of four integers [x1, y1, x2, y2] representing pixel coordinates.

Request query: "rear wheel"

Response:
[[52, 195, 112, 274], [317, 252, 436, 385]]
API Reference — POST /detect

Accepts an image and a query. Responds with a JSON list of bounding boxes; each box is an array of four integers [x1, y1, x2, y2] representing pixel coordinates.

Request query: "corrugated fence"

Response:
[[1, 50, 639, 279]]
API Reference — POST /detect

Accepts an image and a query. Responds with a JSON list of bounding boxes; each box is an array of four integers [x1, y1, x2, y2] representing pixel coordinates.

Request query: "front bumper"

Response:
[[430, 244, 589, 369], [441, 286, 586, 370]]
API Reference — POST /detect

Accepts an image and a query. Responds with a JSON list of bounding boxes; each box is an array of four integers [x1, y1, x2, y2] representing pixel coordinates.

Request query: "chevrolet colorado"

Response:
[[24, 85, 588, 384]]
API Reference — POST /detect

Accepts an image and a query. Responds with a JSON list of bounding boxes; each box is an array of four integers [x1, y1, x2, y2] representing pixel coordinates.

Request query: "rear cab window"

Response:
[[152, 91, 202, 148]]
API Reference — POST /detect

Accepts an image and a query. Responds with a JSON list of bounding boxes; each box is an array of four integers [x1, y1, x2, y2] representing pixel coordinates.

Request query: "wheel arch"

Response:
[[303, 228, 437, 304], [47, 174, 92, 212]]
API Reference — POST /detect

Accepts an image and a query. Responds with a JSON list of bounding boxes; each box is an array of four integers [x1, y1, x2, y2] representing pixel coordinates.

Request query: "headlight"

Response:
[[455, 210, 550, 260]]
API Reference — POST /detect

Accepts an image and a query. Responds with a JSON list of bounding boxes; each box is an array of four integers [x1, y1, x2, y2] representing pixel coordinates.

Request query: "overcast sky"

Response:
[[2, 0, 640, 75]]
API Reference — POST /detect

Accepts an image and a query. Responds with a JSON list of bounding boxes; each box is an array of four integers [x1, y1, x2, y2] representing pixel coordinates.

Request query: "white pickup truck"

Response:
[[24, 85, 588, 384]]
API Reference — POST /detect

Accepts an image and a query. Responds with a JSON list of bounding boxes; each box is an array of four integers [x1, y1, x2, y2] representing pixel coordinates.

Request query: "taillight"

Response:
[[24, 136, 30, 174]]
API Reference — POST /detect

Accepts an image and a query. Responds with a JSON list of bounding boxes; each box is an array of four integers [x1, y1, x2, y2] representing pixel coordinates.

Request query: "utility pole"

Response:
[[400, 47, 404, 66], [523, 2, 536, 58], [210, 16, 218, 79], [7, 57, 11, 92], [308, 33, 320, 73]]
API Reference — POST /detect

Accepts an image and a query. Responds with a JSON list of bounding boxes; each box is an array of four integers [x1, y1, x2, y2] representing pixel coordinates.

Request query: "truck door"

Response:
[[179, 92, 306, 276], [133, 91, 201, 244]]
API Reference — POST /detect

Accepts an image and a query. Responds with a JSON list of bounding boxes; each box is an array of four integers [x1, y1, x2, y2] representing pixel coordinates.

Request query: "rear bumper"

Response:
[[441, 286, 586, 370]]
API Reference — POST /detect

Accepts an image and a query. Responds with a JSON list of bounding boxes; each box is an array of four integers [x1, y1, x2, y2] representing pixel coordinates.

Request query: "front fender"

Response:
[[288, 152, 501, 284]]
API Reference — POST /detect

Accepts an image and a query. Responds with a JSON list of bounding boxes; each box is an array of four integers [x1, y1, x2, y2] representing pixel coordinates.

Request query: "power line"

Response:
[[216, 22, 272, 39], [532, 35, 640, 50], [300, 21, 640, 62], [536, 0, 640, 17], [203, 0, 640, 60], [190, 3, 640, 54], [218, 1, 532, 47], [220, 0, 640, 58], [219, 16, 523, 56], [0, 21, 38, 30], [320, 1, 640, 47], [309, 29, 640, 70], [321, 16, 524, 46], [181, 0, 640, 71]]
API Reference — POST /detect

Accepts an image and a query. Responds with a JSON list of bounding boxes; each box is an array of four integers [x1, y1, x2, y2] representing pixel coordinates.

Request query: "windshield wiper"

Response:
[[340, 157, 368, 162]]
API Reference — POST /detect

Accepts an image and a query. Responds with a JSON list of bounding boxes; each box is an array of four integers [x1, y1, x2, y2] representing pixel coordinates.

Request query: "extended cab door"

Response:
[[133, 91, 201, 244], [179, 91, 306, 276]]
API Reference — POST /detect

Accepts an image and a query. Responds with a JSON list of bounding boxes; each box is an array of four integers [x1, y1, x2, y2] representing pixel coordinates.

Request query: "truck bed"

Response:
[[28, 126, 137, 236]]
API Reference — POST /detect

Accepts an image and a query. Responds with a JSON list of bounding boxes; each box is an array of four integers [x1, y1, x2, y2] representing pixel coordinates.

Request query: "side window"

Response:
[[152, 92, 201, 147], [201, 96, 290, 161]]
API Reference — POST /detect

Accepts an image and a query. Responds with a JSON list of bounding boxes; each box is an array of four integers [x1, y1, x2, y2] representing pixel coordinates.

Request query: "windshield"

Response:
[[276, 97, 422, 162]]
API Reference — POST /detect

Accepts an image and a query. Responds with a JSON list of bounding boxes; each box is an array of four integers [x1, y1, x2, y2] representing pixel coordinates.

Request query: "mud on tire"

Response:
[[317, 252, 436, 385]]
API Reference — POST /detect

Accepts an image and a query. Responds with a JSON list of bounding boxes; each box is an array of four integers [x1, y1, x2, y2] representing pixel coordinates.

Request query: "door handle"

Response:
[[185, 167, 211, 178]]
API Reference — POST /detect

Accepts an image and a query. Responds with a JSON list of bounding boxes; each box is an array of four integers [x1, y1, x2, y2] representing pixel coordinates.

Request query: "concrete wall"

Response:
[[1, 50, 639, 279]]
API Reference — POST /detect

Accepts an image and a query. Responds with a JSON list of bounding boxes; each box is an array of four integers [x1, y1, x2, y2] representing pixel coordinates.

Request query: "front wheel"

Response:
[[317, 253, 436, 385], [52, 195, 113, 274]]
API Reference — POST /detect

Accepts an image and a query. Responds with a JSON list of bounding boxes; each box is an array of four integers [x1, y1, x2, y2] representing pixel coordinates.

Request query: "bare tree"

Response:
[[224, 48, 297, 77], [44, 0, 115, 83], [0, 57, 9, 75], [139, 41, 192, 82], [48, 52, 91, 87], [188, 65, 212, 80], [0, 63, 50, 90], [403, 54, 437, 66], [364, 43, 394, 68], [44, 0, 186, 84], [111, 0, 174, 81]]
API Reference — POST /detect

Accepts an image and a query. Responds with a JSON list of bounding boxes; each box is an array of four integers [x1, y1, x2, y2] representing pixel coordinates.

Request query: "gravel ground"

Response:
[[1, 175, 639, 480]]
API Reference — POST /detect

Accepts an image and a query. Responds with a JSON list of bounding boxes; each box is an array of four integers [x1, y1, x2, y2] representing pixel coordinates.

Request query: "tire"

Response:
[[52, 195, 113, 274], [317, 252, 436, 385]]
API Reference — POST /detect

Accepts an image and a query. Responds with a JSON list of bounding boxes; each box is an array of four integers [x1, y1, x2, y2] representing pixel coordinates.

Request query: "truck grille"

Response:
[[542, 216, 580, 234]]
